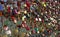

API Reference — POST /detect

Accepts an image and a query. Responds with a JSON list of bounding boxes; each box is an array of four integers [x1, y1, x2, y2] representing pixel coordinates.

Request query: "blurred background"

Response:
[[0, 0, 60, 37]]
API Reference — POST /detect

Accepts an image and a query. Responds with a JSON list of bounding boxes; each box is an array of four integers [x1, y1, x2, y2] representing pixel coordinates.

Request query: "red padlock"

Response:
[[25, 26, 30, 31], [34, 18, 37, 23], [17, 1, 20, 8], [17, 25, 22, 28], [7, 6, 11, 13], [31, 30, 35, 34], [11, 15, 15, 21], [22, 23, 27, 28], [26, 1, 30, 11], [21, 21, 27, 27], [26, 1, 30, 8], [42, 19, 44, 23]]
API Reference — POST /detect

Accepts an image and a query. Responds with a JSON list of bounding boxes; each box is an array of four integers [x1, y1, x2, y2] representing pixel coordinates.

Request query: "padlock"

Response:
[[31, 30, 35, 34], [14, 19, 17, 24], [0, 11, 2, 16], [25, 26, 30, 31], [7, 5, 11, 13], [3, 25, 8, 30], [34, 27, 39, 33]]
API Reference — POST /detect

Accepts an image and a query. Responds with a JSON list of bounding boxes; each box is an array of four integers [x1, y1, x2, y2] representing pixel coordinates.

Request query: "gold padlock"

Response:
[[21, 32, 25, 37], [2, 35, 8, 37]]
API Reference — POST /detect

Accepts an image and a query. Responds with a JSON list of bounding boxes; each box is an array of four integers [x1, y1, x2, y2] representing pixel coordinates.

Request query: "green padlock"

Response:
[[34, 27, 39, 33]]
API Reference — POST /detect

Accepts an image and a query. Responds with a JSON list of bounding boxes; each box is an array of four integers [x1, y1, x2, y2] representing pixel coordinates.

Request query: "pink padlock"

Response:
[[3, 25, 8, 30], [14, 19, 17, 24], [21, 21, 27, 27], [22, 24, 25, 27], [14, 9, 18, 14]]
